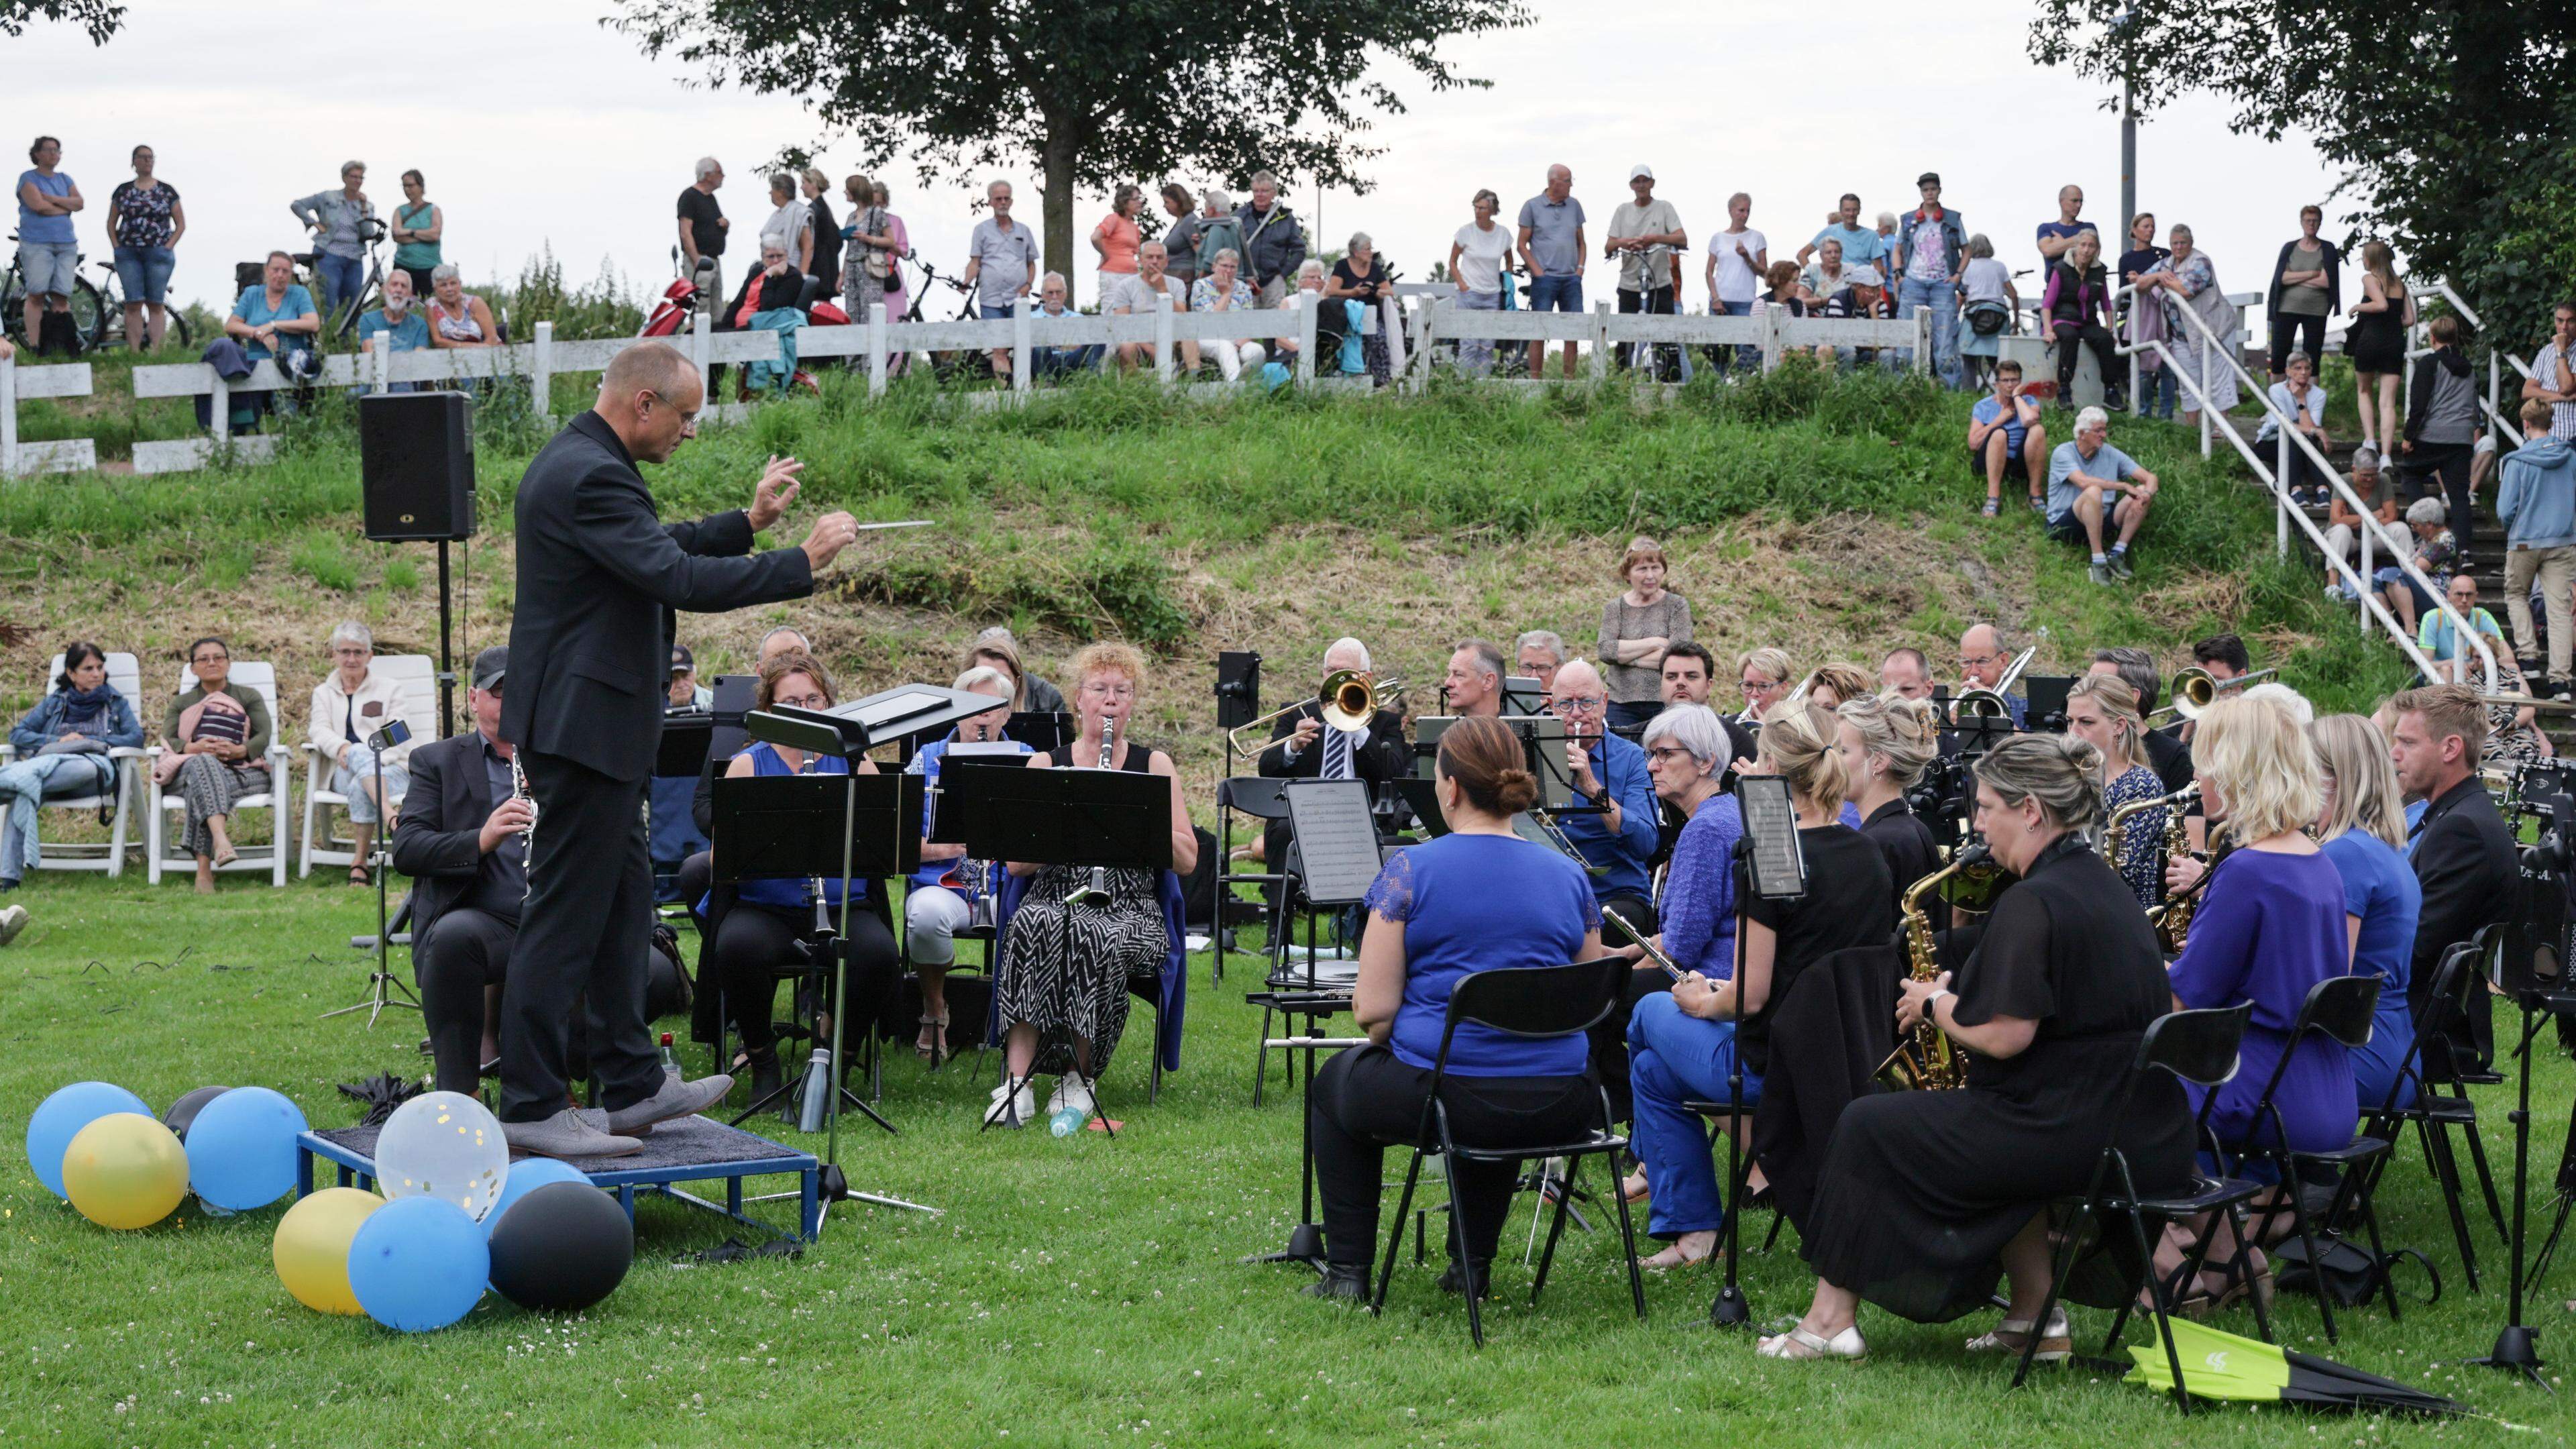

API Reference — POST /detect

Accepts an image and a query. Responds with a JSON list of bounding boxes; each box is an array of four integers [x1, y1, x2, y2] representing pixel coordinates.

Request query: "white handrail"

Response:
[[2116, 276, 2496, 690]]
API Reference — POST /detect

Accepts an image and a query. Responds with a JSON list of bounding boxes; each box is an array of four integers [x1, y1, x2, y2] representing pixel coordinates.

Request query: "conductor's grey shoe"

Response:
[[0, 904, 28, 947], [503, 1107, 642, 1160], [606, 1073, 734, 1135]]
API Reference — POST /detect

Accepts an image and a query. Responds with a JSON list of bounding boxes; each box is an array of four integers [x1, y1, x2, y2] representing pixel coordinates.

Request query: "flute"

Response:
[[1601, 902, 1686, 983]]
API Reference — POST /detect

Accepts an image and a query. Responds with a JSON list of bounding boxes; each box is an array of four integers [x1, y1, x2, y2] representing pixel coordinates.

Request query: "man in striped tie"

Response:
[[1258, 638, 1408, 912]]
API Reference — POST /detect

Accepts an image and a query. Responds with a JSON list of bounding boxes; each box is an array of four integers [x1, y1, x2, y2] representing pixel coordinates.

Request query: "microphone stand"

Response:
[[1711, 835, 1752, 1329], [322, 721, 420, 1025]]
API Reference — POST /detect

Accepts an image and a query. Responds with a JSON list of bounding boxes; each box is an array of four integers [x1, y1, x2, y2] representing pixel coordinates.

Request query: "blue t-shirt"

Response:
[[16, 169, 74, 244], [1369, 833, 1599, 1076], [2046, 439, 2140, 522], [1972, 393, 2035, 457], [2036, 219, 2094, 254], [727, 742, 867, 911], [903, 733, 1031, 892], [1810, 221, 1883, 268], [230, 284, 318, 360], [358, 309, 429, 353]]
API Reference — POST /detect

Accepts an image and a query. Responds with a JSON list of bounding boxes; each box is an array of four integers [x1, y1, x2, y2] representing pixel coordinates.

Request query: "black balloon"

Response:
[[163, 1085, 233, 1140], [487, 1181, 633, 1313]]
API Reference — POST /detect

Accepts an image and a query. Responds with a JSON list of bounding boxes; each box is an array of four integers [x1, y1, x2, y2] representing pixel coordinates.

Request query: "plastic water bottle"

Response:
[[1049, 1102, 1088, 1138], [658, 1031, 681, 1079], [795, 1048, 832, 1133]]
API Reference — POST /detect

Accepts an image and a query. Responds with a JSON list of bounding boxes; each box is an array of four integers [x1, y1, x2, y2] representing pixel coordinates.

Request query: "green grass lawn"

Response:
[[1, 868, 2570, 1446]]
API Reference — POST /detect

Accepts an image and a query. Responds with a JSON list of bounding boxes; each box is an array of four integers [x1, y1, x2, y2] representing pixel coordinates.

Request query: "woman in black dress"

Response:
[[1759, 734, 2194, 1362], [1321, 231, 1395, 385], [989, 642, 1199, 1128], [1835, 691, 1941, 922]]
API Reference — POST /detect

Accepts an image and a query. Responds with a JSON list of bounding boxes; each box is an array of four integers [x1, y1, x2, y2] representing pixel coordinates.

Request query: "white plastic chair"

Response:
[[146, 661, 292, 887], [0, 653, 147, 876], [299, 654, 436, 878]]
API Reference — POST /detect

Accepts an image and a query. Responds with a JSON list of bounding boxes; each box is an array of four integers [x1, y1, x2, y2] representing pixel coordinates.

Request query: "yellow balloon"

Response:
[[61, 1114, 190, 1231], [272, 1187, 385, 1316]]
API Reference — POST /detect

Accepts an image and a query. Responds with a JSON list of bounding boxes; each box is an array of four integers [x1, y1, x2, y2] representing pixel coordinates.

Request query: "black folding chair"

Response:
[[2014, 1003, 2264, 1415], [2349, 932, 2508, 1289], [1682, 1099, 1787, 1254], [2233, 974, 2398, 1342], [1368, 957, 1645, 1347], [1215, 775, 1297, 986]]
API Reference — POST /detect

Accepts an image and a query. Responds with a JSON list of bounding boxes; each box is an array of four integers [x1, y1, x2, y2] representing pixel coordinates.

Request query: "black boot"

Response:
[[1305, 1265, 1369, 1303], [1436, 1258, 1491, 1300], [744, 1045, 784, 1107]]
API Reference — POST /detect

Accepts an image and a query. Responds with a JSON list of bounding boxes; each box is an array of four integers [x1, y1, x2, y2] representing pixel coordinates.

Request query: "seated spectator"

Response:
[[1956, 234, 2017, 387], [1796, 237, 1851, 307], [2045, 406, 2159, 585], [724, 244, 810, 396], [1968, 359, 2047, 518], [1190, 248, 1267, 382], [1274, 258, 1329, 367], [971, 626, 1068, 716], [708, 651, 897, 1110], [158, 635, 274, 894], [1515, 629, 1567, 706], [2372, 496, 2455, 635], [902, 666, 1029, 1060], [2416, 573, 2506, 686], [356, 268, 429, 389], [427, 264, 499, 350], [3, 641, 142, 891], [2322, 462, 2404, 595], [1029, 272, 1102, 378], [1107, 239, 1194, 375], [1323, 232, 1395, 385], [2256, 350, 2335, 506], [2041, 230, 2125, 413], [307, 621, 415, 885], [1815, 263, 1891, 370], [225, 250, 319, 363]]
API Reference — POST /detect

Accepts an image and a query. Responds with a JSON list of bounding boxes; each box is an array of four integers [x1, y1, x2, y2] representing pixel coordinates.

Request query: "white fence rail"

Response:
[[0, 356, 98, 476]]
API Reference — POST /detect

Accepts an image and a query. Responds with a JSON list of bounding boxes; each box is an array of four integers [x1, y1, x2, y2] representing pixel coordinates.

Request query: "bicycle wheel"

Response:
[[68, 276, 105, 351], [165, 309, 194, 351], [0, 272, 23, 345]]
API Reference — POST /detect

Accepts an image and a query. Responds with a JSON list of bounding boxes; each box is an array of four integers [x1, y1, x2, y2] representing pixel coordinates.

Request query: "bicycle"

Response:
[[294, 217, 391, 342], [2, 228, 107, 353], [88, 256, 195, 353]]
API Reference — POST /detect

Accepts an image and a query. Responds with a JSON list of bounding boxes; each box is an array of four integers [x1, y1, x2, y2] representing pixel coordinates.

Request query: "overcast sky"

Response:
[[13, 0, 2343, 317]]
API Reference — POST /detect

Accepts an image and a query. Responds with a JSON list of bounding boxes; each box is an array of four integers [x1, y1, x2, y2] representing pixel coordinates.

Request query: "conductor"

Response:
[[498, 341, 860, 1157]]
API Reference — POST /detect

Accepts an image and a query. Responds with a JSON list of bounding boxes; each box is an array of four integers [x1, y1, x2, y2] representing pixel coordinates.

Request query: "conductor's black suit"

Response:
[[498, 410, 815, 1122]]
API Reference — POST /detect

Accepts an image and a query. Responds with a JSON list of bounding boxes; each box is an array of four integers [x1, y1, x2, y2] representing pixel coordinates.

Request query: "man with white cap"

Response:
[[1605, 164, 1686, 379]]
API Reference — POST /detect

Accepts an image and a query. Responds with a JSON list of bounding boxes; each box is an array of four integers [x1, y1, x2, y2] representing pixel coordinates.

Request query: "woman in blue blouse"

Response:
[[1614, 704, 1745, 1269], [2160, 696, 2355, 1304], [2310, 714, 2420, 1114], [1305, 714, 1604, 1303], [704, 652, 895, 1111], [3, 641, 143, 888]]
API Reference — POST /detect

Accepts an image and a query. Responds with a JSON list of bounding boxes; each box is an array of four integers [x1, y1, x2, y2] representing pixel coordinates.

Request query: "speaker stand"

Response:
[[435, 539, 457, 739]]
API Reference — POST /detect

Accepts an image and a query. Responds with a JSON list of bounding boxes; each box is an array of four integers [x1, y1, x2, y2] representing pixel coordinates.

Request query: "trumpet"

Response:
[[2148, 665, 2278, 722], [1225, 669, 1407, 761], [1951, 645, 2038, 724]]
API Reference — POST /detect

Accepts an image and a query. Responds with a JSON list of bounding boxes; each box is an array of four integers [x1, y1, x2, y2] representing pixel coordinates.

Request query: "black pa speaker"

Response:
[[359, 390, 476, 541]]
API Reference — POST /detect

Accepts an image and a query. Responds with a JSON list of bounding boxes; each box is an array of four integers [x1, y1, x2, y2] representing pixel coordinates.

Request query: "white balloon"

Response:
[[374, 1091, 509, 1221]]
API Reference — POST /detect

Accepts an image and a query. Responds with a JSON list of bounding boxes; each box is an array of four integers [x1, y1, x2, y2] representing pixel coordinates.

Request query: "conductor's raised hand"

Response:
[[749, 455, 804, 531], [802, 511, 861, 571]]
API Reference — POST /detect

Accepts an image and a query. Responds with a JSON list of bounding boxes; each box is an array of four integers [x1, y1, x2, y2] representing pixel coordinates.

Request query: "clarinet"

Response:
[[1063, 716, 1116, 908], [508, 751, 537, 901]]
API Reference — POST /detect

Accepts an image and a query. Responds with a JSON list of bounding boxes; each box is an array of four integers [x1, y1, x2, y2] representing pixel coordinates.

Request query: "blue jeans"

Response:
[[1627, 991, 1763, 1239], [329, 745, 410, 824], [0, 752, 107, 879], [315, 252, 365, 319], [1714, 297, 1755, 372], [1898, 275, 1962, 388], [2139, 358, 2179, 419], [16, 240, 78, 297], [1528, 273, 1583, 312], [1454, 288, 1501, 377], [112, 245, 176, 305]]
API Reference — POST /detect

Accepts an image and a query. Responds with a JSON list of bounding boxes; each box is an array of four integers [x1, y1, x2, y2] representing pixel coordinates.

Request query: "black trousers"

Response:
[[2404, 442, 2475, 555], [499, 749, 660, 1122], [712, 900, 900, 1053], [2268, 311, 2327, 374], [1584, 892, 1663, 1123], [1309, 1042, 1598, 1273], [2051, 321, 2121, 398], [417, 906, 516, 1096], [1617, 285, 1681, 380]]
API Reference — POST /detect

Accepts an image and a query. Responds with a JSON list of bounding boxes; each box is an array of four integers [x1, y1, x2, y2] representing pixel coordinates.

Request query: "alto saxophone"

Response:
[[2150, 822, 2230, 955], [1877, 843, 1992, 1091], [2102, 782, 2199, 885]]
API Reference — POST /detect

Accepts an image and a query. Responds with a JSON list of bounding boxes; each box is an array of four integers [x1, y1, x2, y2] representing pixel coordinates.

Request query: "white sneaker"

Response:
[[985, 1079, 1038, 1128], [0, 904, 25, 948], [1047, 1075, 1096, 1120]]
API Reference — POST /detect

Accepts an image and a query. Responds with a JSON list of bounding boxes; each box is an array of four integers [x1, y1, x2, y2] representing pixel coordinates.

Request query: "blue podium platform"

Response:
[[295, 1114, 822, 1242]]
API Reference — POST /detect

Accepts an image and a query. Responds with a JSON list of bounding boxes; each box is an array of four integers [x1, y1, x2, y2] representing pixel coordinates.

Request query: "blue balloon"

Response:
[[482, 1158, 591, 1238], [26, 1082, 152, 1200], [182, 1087, 309, 1212], [347, 1196, 488, 1332]]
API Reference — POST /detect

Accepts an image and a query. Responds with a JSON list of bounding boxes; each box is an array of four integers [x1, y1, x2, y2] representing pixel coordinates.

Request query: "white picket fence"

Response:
[[0, 356, 97, 476]]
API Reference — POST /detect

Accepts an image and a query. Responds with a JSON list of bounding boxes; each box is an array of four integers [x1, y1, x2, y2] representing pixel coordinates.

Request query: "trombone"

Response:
[[1224, 669, 1406, 761], [2148, 665, 2278, 722], [1952, 645, 2037, 723]]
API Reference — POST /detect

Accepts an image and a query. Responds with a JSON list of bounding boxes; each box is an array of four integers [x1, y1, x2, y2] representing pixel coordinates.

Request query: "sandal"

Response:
[[916, 1012, 951, 1063], [347, 863, 370, 885], [1619, 1170, 1650, 1206], [213, 845, 239, 868], [1966, 1308, 2072, 1362], [1980, 498, 2000, 518], [1640, 1234, 1718, 1273], [1756, 1325, 1866, 1362]]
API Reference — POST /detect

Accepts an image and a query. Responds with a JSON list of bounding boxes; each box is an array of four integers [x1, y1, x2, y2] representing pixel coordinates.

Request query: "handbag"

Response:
[[1964, 299, 2011, 337]]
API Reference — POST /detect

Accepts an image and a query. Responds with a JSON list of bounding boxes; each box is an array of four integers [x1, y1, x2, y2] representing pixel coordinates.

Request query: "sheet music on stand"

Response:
[[1282, 779, 1384, 907], [1736, 774, 1809, 900]]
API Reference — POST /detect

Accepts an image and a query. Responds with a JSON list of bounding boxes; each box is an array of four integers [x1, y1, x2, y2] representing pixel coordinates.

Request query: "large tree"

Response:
[[610, 0, 1529, 282], [1, 1, 123, 42], [2028, 1, 2576, 349]]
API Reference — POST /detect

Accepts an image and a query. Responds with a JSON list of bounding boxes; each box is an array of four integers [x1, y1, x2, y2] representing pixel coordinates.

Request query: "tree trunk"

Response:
[[1040, 121, 1079, 297]]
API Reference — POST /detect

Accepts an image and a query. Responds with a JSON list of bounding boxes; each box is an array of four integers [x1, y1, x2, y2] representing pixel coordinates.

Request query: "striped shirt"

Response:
[[2537, 342, 2576, 439]]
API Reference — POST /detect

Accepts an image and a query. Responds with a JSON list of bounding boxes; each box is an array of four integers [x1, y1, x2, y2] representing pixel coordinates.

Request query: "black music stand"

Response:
[[938, 759, 1171, 1137], [1244, 779, 1383, 1271], [656, 710, 715, 777], [1007, 711, 1072, 754], [1711, 774, 1809, 1330]]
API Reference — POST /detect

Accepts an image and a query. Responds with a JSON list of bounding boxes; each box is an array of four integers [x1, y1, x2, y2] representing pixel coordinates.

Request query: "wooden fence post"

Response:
[[1412, 299, 1439, 394], [0, 352, 16, 478], [1589, 301, 1611, 384], [691, 309, 713, 398], [1012, 297, 1033, 394], [1295, 292, 1317, 384], [868, 303, 890, 397], [208, 368, 230, 455], [1155, 294, 1177, 385], [1760, 303, 1782, 374], [533, 321, 555, 419]]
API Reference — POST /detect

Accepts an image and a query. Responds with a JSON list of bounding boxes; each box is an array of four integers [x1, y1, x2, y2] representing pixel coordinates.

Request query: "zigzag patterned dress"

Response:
[[995, 742, 1169, 1079]]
